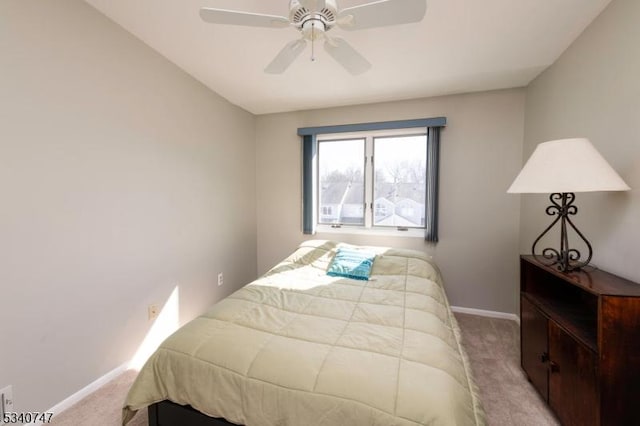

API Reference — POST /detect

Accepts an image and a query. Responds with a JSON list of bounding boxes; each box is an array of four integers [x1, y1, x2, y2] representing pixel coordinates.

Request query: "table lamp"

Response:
[[508, 138, 630, 272]]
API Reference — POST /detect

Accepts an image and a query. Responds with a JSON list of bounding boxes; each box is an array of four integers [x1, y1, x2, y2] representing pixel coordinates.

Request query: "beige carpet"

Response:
[[49, 313, 559, 426], [49, 369, 147, 426], [454, 313, 559, 426]]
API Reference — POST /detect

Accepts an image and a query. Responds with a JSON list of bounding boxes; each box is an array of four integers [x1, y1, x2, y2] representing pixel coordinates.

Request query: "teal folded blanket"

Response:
[[327, 248, 376, 281]]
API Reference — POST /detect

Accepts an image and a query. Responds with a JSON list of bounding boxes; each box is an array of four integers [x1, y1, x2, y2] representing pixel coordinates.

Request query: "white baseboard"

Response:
[[44, 362, 129, 424], [451, 305, 520, 324]]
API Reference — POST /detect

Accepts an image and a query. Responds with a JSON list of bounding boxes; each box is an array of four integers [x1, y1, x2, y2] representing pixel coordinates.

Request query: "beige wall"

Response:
[[523, 0, 640, 282], [0, 0, 256, 413], [256, 89, 526, 315]]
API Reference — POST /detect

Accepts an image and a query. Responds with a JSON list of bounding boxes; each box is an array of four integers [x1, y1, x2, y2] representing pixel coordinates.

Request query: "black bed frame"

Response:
[[148, 401, 242, 426]]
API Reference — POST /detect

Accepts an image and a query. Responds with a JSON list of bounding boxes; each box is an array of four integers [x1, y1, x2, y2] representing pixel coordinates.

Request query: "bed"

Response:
[[123, 240, 485, 426]]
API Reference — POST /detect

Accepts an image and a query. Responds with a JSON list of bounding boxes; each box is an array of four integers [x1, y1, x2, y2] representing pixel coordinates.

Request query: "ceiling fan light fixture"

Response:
[[302, 19, 325, 41]]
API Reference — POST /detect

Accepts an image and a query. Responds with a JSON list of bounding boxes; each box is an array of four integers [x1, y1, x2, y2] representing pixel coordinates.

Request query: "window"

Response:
[[317, 130, 427, 230], [300, 118, 445, 241], [373, 134, 427, 228], [318, 138, 365, 225]]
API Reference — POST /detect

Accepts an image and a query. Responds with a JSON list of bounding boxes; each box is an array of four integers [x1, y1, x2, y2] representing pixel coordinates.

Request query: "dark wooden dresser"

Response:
[[520, 255, 640, 426]]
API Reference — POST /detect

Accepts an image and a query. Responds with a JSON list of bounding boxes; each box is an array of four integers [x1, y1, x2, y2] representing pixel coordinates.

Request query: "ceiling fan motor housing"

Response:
[[289, 0, 338, 33]]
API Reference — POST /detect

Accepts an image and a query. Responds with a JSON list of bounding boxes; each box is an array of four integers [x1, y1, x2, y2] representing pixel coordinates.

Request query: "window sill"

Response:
[[315, 224, 425, 238]]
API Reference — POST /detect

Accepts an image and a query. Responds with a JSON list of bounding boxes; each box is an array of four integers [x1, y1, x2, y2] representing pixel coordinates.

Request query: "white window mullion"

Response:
[[364, 136, 374, 228]]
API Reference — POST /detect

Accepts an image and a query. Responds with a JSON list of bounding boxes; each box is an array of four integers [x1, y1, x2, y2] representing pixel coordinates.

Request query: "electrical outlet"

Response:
[[1, 385, 14, 421], [217, 272, 224, 286], [148, 304, 159, 321]]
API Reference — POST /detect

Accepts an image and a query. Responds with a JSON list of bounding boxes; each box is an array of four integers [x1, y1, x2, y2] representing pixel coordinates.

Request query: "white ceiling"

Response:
[[83, 0, 612, 115]]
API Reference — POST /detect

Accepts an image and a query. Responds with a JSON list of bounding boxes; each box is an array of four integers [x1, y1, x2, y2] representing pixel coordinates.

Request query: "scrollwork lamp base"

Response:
[[531, 192, 593, 272]]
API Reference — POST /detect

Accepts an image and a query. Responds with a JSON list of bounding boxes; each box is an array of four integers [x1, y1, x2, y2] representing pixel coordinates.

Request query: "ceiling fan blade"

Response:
[[299, 0, 327, 12], [199, 8, 290, 28], [338, 0, 427, 31], [323, 37, 371, 75], [264, 39, 308, 74]]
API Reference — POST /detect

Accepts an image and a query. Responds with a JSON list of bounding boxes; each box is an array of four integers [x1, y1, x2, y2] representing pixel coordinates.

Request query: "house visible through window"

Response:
[[317, 129, 427, 230]]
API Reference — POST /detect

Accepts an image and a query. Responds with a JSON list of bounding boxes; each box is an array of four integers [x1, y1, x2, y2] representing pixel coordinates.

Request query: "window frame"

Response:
[[316, 128, 428, 234], [371, 130, 428, 230]]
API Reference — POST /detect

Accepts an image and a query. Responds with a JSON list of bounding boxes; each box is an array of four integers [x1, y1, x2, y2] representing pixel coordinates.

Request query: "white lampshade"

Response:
[[508, 138, 630, 194]]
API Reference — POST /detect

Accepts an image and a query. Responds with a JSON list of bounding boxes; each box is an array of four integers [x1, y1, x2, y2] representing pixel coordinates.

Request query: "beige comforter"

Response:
[[123, 240, 485, 425]]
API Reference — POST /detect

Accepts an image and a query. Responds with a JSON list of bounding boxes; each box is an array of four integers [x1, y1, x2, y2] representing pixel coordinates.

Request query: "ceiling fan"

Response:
[[200, 0, 427, 75]]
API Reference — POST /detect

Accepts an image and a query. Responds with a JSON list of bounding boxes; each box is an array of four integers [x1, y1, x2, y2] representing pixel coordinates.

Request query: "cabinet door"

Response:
[[521, 296, 549, 400], [548, 321, 598, 426]]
